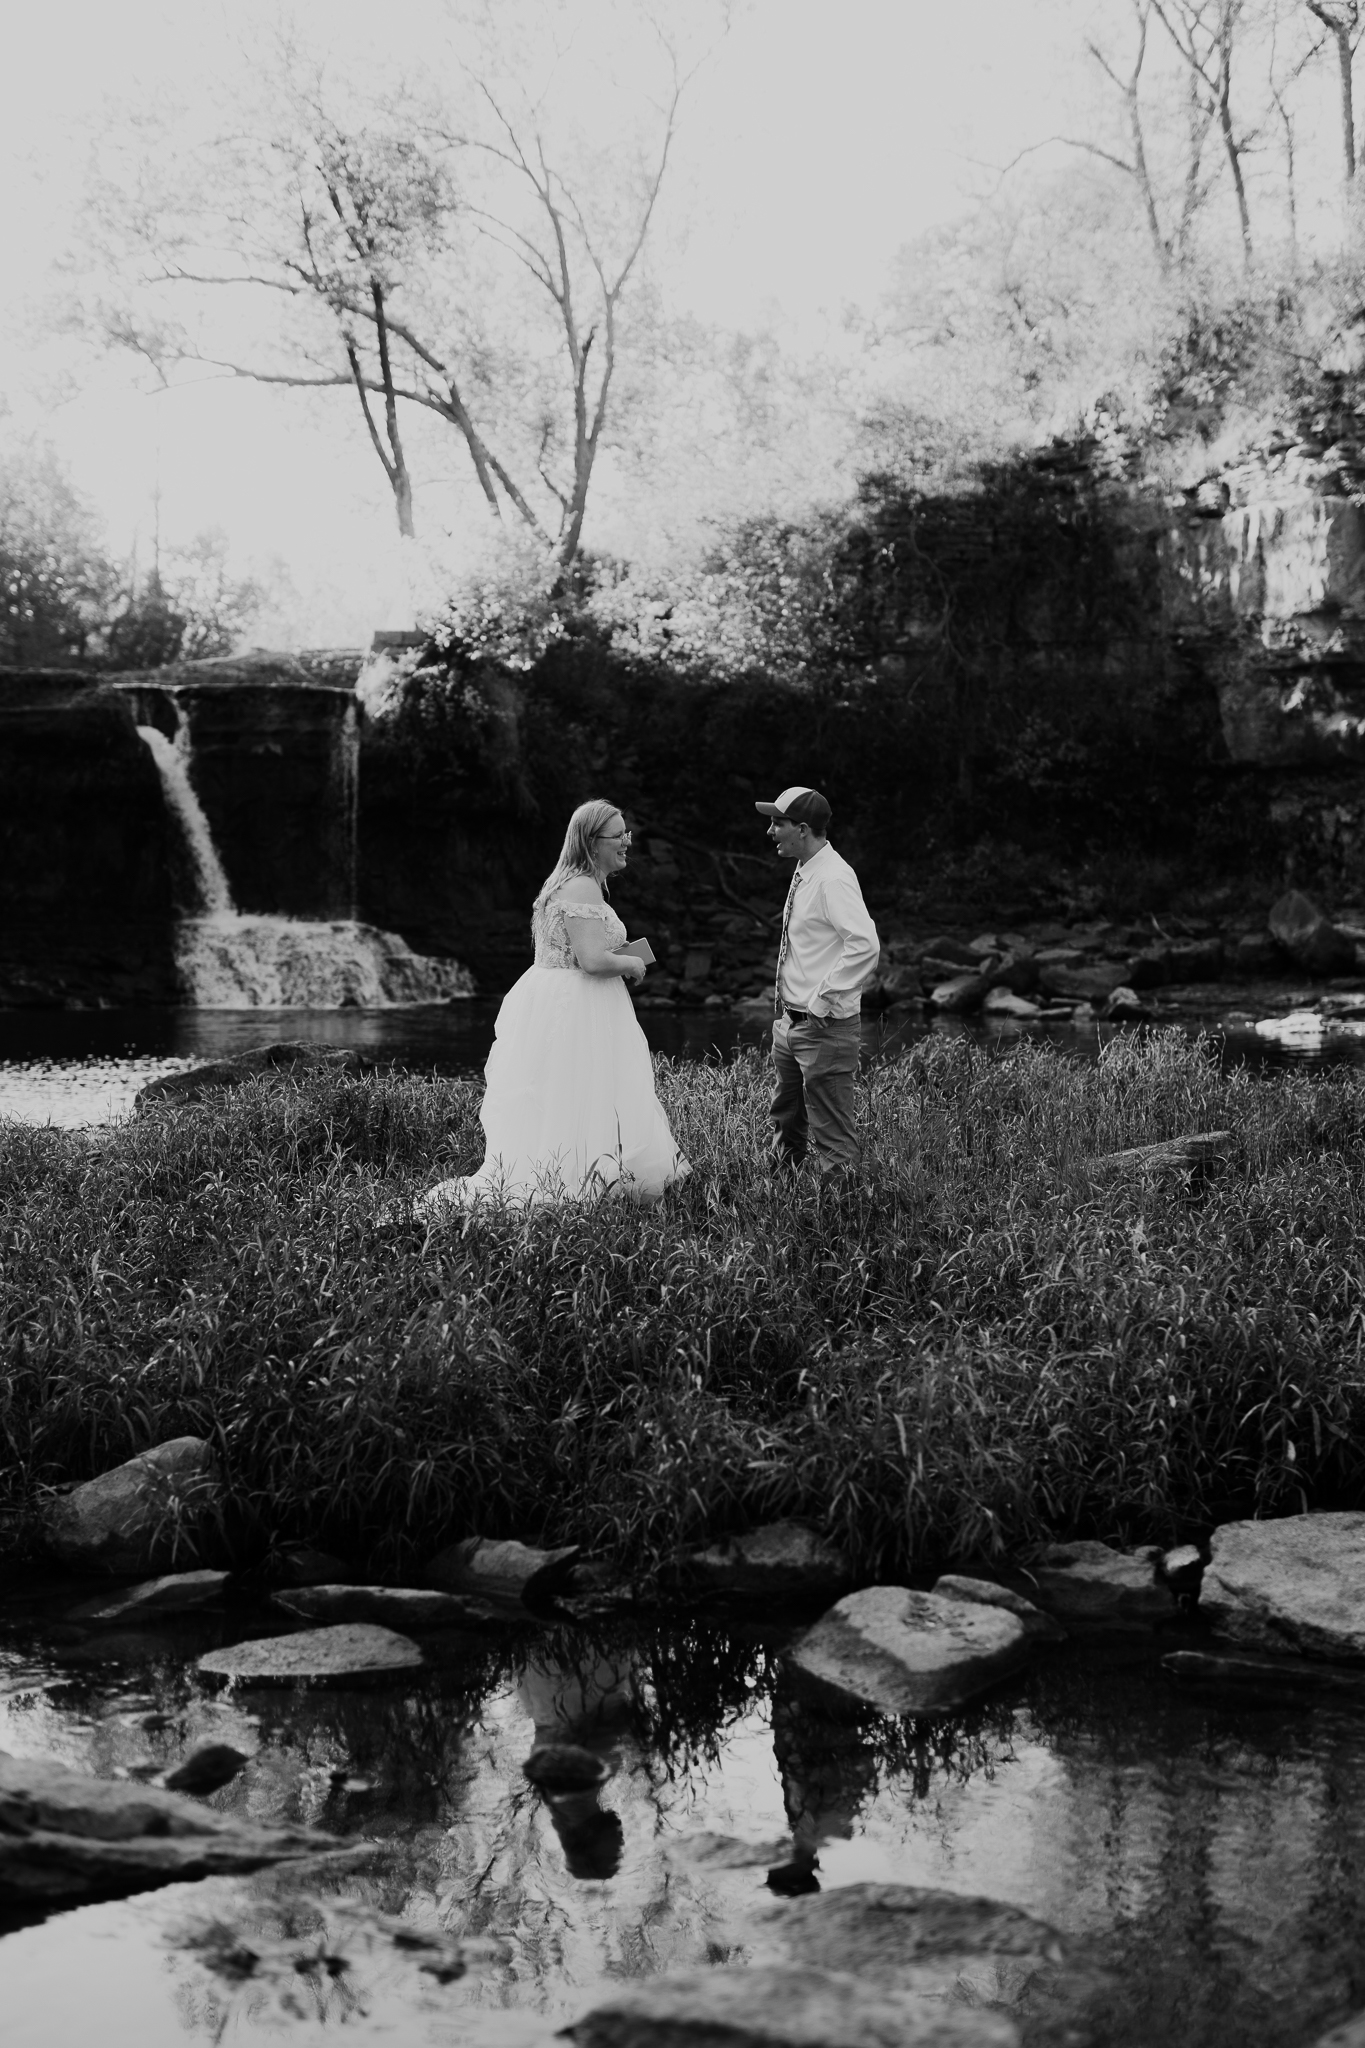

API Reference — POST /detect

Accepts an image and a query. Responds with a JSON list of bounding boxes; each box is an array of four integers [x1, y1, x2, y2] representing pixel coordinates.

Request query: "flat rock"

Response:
[[787, 1586, 1032, 1716], [135, 1041, 372, 1110], [684, 1520, 851, 1598], [41, 1437, 224, 1578], [68, 1568, 230, 1624], [198, 1623, 424, 1688], [424, 1536, 581, 1605], [566, 1964, 1018, 2048], [1199, 1512, 1365, 1659], [1024, 1541, 1176, 1627], [751, 1883, 1066, 2015], [0, 1747, 346, 1904], [931, 1575, 1067, 1643], [981, 987, 1041, 1018], [271, 1584, 503, 1629]]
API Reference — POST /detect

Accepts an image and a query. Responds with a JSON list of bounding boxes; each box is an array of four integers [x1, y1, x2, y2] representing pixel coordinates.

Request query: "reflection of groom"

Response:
[[756, 786, 879, 1182]]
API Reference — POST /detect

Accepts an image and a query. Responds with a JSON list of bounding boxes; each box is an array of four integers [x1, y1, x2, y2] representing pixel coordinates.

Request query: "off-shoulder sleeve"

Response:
[[557, 899, 617, 922]]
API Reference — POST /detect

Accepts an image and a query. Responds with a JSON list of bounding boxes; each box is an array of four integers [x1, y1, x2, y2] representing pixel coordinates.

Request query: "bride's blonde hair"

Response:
[[534, 798, 623, 909]]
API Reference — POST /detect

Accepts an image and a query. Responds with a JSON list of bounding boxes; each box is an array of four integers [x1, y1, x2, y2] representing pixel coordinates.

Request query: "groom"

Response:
[[755, 786, 880, 1181]]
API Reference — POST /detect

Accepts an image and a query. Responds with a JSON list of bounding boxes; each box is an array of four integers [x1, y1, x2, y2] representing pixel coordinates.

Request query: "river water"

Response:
[[3, 1581, 1365, 2048], [0, 997, 1351, 1127]]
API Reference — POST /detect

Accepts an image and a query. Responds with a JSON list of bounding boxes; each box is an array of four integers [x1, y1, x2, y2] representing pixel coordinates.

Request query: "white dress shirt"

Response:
[[777, 842, 880, 1019]]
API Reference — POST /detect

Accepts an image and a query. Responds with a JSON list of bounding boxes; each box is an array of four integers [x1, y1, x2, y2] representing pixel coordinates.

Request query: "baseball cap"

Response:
[[754, 785, 832, 831]]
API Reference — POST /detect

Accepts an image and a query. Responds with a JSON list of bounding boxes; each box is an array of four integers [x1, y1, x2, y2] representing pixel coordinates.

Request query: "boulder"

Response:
[[928, 970, 993, 1014], [41, 1438, 224, 1578], [424, 1536, 581, 1605], [0, 1747, 346, 1904], [198, 1622, 424, 1688], [930, 1575, 1067, 1643], [1037, 961, 1129, 1003], [271, 1584, 503, 1629], [566, 1965, 1018, 2048], [268, 1544, 353, 1588], [1159, 1543, 1204, 1596], [981, 988, 1042, 1019], [1199, 1512, 1365, 1660], [682, 1521, 851, 1599], [67, 1568, 230, 1625], [160, 1743, 250, 1795], [787, 1586, 1032, 1716], [136, 1041, 371, 1110], [1268, 890, 1356, 974], [750, 1883, 1068, 2017], [1101, 986, 1151, 1021], [1023, 1541, 1177, 1627]]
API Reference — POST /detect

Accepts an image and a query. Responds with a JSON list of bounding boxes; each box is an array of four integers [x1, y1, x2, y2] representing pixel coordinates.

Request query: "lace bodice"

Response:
[[532, 894, 627, 970]]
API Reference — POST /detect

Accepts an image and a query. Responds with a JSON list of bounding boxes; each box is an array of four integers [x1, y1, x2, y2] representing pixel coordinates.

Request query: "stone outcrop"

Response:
[[681, 1521, 851, 1599], [787, 1586, 1033, 1715], [0, 670, 178, 1006], [136, 1041, 373, 1110], [1022, 1541, 1177, 1627], [41, 1437, 224, 1578], [198, 1622, 424, 1687], [0, 1747, 346, 1904], [1199, 1511, 1365, 1660], [566, 1964, 1019, 2048], [67, 1568, 230, 1624], [271, 1584, 502, 1629], [424, 1536, 581, 1605], [1268, 888, 1357, 973], [1164, 1648, 1365, 1705]]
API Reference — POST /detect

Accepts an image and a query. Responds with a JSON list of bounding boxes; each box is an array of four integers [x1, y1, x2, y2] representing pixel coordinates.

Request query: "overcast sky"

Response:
[[0, 0, 1123, 641]]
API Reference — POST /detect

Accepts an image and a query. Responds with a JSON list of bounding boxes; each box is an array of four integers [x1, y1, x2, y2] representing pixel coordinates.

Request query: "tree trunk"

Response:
[[1334, 21, 1357, 180], [1216, 15, 1253, 267]]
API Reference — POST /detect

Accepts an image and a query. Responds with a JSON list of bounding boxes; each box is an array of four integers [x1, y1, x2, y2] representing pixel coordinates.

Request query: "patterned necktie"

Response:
[[774, 866, 802, 1013]]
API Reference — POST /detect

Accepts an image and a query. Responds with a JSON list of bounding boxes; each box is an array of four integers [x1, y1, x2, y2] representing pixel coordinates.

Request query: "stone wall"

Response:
[[0, 672, 178, 1006]]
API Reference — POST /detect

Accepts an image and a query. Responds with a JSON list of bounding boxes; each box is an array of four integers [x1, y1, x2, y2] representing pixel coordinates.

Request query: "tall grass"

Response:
[[3, 1032, 1364, 1581]]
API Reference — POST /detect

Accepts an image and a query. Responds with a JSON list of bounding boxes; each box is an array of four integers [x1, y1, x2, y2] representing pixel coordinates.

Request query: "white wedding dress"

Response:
[[414, 895, 690, 1216]]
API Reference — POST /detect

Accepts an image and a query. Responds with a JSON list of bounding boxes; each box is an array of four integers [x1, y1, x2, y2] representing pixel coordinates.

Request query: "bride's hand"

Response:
[[623, 955, 647, 983]]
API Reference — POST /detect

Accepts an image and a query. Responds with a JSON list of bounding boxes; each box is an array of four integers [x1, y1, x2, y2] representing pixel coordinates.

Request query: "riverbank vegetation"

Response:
[[3, 1033, 1363, 1582]]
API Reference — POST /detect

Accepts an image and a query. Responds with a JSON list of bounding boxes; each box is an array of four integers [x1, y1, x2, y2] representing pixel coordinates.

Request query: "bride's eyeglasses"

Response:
[[596, 828, 632, 845]]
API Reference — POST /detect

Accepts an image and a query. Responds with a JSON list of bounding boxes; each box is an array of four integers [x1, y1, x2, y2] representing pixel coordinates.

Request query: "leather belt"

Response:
[[783, 1006, 811, 1022]]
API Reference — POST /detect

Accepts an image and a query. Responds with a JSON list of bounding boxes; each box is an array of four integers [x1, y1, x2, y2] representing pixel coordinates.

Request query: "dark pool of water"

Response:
[[3, 1585, 1365, 2048]]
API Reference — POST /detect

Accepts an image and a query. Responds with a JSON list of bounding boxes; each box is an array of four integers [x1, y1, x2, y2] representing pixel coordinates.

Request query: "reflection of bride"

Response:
[[416, 799, 690, 1218]]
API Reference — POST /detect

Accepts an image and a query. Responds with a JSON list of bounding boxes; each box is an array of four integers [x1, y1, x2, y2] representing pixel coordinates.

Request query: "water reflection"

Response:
[[5, 1607, 1365, 2046]]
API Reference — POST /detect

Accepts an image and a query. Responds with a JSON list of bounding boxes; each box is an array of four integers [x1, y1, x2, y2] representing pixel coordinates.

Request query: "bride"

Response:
[[415, 799, 690, 1216]]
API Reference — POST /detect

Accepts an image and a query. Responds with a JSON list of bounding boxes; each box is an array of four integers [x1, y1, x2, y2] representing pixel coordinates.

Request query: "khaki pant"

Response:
[[770, 1012, 862, 1175]]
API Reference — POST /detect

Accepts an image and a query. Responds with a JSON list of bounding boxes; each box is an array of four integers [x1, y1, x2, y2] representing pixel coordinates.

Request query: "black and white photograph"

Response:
[[5, 3, 1365, 2043]]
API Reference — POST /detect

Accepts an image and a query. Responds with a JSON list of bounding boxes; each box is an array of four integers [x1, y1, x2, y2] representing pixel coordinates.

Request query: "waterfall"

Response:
[[136, 723, 234, 914], [137, 712, 474, 1009]]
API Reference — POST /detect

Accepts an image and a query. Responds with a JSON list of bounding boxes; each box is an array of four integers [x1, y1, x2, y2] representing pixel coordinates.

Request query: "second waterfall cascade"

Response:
[[136, 718, 473, 1008]]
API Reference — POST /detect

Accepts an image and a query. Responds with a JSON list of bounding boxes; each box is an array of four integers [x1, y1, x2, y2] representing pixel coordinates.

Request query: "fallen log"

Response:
[[1085, 1130, 1233, 1179]]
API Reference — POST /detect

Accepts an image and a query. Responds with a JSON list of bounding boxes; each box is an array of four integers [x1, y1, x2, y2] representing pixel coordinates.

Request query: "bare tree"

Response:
[[1085, 1, 1172, 269], [1305, 0, 1361, 180], [1153, 0, 1255, 266], [82, 33, 699, 570]]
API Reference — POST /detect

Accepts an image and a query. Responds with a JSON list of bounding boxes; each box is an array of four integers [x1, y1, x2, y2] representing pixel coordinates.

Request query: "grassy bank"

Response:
[[3, 1034, 1364, 1582]]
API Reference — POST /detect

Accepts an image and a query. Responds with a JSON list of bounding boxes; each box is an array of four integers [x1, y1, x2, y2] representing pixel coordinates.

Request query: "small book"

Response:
[[620, 937, 656, 965]]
